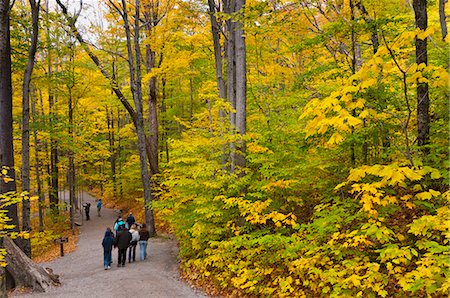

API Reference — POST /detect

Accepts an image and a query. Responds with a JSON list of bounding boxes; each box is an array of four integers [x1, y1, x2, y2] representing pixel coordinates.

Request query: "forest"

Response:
[[0, 0, 449, 297]]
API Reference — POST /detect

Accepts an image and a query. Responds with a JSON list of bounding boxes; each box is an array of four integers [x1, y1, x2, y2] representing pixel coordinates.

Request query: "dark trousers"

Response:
[[118, 248, 127, 265], [128, 242, 137, 262]]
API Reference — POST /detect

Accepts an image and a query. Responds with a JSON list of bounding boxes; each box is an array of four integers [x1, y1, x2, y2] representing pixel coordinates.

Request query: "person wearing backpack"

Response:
[[114, 216, 127, 234]]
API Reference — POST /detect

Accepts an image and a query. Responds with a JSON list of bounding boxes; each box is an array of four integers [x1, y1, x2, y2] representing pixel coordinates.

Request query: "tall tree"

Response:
[[0, 0, 17, 294], [66, 41, 76, 232], [0, 0, 19, 234], [143, 0, 163, 175], [21, 0, 41, 258], [439, 0, 448, 40], [31, 86, 45, 232], [413, 0, 430, 154], [46, 0, 59, 213], [234, 0, 246, 171], [56, 0, 156, 235]]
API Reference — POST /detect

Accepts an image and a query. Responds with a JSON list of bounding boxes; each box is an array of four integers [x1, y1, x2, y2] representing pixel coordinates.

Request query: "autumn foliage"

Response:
[[2, 0, 449, 296]]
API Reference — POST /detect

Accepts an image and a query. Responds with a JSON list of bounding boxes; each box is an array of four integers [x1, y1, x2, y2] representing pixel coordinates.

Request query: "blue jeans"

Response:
[[139, 240, 148, 261], [104, 250, 112, 268]]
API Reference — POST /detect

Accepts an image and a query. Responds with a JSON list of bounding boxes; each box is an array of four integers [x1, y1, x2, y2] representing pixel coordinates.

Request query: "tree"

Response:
[[20, 0, 41, 258], [413, 0, 430, 154], [56, 0, 156, 236], [234, 0, 247, 171], [0, 1, 16, 293]]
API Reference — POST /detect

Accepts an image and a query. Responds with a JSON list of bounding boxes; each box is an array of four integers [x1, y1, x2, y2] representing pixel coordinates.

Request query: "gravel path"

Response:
[[13, 192, 208, 298]]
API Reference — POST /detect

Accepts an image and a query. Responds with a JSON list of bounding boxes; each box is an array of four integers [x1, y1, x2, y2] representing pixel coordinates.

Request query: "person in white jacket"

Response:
[[128, 224, 140, 262]]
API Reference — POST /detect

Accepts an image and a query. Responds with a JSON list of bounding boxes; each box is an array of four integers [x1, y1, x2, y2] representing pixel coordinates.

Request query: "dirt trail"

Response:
[[12, 192, 208, 298]]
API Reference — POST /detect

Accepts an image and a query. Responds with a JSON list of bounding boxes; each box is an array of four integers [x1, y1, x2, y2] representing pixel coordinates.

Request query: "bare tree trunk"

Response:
[[21, 0, 41, 257], [440, 0, 448, 41], [234, 0, 246, 171], [413, 0, 430, 155], [225, 0, 236, 172]]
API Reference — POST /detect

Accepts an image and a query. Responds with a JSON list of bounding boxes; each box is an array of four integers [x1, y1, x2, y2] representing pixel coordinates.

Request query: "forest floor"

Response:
[[11, 192, 209, 298]]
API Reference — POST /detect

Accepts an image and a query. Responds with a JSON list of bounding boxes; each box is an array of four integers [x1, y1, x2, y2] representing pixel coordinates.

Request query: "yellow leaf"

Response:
[[360, 109, 369, 118], [415, 192, 432, 200], [400, 167, 423, 181], [346, 116, 362, 127], [327, 133, 344, 145], [429, 189, 441, 197]]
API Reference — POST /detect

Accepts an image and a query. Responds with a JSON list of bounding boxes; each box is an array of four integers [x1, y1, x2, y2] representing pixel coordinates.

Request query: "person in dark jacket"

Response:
[[126, 212, 135, 227], [83, 202, 91, 221], [139, 223, 150, 261], [113, 225, 132, 267], [102, 227, 114, 270]]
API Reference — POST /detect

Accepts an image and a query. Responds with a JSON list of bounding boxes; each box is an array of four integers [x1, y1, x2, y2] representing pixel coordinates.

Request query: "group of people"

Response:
[[82, 199, 103, 221], [101, 212, 150, 270]]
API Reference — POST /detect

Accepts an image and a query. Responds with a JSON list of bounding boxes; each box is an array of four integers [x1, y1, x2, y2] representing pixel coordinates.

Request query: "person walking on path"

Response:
[[114, 225, 132, 267], [82, 202, 91, 221], [97, 199, 103, 217], [126, 212, 135, 227], [128, 224, 140, 263], [102, 227, 114, 270], [114, 216, 127, 233], [139, 223, 150, 261]]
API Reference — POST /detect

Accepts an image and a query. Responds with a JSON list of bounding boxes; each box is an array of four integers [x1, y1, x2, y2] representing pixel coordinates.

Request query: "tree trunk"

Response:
[[208, 0, 227, 101], [413, 0, 430, 155], [45, 2, 58, 214], [4, 237, 59, 292], [144, 7, 160, 176], [225, 0, 236, 172], [31, 86, 44, 232], [106, 106, 117, 197], [68, 82, 75, 232], [131, 0, 156, 236], [440, 0, 448, 41], [21, 0, 40, 257], [0, 5, 19, 295], [207, 0, 229, 169], [117, 108, 123, 199], [161, 77, 169, 163], [234, 0, 247, 171], [189, 75, 194, 123], [0, 0, 19, 234]]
